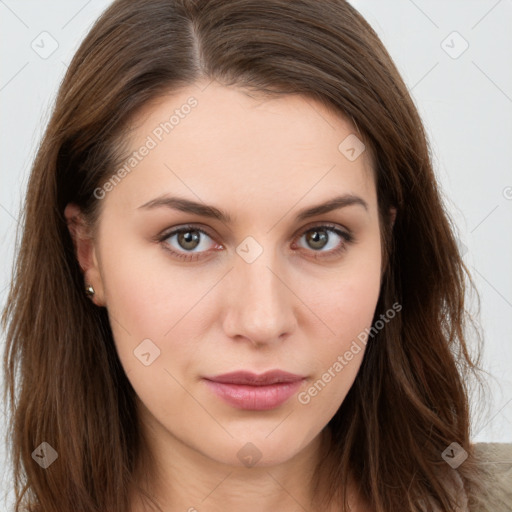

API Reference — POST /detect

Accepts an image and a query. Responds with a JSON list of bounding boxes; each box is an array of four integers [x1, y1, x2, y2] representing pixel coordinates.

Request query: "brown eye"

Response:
[[160, 225, 218, 261], [304, 229, 329, 250], [158, 223, 353, 263], [295, 224, 354, 259], [176, 230, 202, 251]]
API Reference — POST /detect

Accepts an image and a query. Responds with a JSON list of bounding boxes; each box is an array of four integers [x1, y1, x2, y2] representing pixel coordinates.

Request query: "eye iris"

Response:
[[178, 230, 200, 250], [306, 229, 328, 250]]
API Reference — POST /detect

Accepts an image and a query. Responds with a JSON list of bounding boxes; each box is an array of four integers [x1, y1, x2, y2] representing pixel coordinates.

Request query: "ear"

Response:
[[64, 203, 105, 307]]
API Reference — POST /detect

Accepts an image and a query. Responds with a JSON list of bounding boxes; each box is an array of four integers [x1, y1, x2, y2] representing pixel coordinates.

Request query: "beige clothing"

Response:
[[427, 442, 511, 512], [469, 442, 512, 512]]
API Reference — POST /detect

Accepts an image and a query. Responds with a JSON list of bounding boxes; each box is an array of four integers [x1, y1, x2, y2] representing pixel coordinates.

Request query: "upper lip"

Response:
[[204, 370, 305, 386]]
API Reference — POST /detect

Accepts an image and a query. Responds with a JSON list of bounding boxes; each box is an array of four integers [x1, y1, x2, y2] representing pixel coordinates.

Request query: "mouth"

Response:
[[202, 370, 306, 411]]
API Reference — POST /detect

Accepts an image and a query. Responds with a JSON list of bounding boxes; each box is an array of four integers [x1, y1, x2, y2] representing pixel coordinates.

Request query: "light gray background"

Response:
[[1, 0, 511, 508]]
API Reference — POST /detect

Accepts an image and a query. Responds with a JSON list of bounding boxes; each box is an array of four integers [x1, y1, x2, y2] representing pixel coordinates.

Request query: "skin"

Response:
[[65, 79, 395, 512]]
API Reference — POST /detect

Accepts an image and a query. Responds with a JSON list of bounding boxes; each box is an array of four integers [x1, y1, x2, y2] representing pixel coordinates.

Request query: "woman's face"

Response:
[[69, 81, 384, 469]]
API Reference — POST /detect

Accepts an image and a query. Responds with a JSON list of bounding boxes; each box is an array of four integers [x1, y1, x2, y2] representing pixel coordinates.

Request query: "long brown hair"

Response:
[[1, 0, 500, 511]]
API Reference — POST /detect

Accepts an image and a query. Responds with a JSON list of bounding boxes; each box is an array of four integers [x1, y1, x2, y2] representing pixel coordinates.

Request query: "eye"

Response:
[[293, 224, 354, 259], [159, 225, 220, 262], [157, 223, 354, 262]]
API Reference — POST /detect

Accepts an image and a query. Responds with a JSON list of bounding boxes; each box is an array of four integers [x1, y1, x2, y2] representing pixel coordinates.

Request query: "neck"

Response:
[[129, 409, 346, 512]]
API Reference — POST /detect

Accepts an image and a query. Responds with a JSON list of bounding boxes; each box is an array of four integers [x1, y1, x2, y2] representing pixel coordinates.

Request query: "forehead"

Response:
[[106, 81, 377, 218]]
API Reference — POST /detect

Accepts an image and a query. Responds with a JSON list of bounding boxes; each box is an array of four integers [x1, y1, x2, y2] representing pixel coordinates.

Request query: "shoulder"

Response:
[[428, 442, 512, 512], [468, 442, 512, 512]]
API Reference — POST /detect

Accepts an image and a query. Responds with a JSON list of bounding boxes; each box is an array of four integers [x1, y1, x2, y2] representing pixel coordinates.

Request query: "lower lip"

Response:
[[203, 379, 304, 410]]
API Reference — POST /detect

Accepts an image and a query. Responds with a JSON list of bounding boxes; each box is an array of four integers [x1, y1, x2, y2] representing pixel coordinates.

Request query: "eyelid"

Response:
[[157, 220, 352, 240], [293, 220, 352, 238], [156, 224, 222, 248]]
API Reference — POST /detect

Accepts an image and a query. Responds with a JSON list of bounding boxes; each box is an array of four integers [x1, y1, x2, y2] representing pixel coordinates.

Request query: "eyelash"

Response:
[[157, 223, 354, 262]]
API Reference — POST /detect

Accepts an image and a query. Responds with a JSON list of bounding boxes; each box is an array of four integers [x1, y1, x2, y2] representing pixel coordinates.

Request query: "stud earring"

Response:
[[85, 284, 95, 297]]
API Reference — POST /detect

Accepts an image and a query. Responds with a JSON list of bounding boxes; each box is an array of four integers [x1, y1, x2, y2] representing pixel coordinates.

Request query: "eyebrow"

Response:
[[137, 193, 369, 223]]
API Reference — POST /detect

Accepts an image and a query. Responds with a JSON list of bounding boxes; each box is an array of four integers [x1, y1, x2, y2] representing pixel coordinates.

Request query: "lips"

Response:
[[202, 370, 306, 410], [205, 370, 304, 385]]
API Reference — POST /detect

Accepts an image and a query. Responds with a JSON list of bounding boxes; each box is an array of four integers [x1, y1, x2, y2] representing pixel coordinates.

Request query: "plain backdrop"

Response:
[[1, 0, 511, 509]]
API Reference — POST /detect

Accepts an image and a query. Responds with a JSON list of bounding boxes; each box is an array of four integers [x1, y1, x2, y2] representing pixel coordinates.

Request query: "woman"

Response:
[[2, 0, 508, 511]]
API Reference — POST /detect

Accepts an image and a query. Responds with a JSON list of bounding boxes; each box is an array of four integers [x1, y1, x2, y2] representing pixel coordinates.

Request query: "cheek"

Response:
[[306, 240, 383, 346], [99, 249, 204, 419], [97, 234, 201, 375], [296, 282, 379, 419], [298, 243, 382, 408], [327, 270, 382, 342], [99, 229, 203, 332]]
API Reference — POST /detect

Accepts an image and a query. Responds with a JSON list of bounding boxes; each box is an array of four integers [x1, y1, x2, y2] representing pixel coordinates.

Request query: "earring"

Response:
[[85, 284, 95, 297]]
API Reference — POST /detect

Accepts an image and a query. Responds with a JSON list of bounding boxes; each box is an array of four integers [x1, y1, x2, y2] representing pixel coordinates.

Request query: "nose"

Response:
[[222, 249, 298, 347]]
